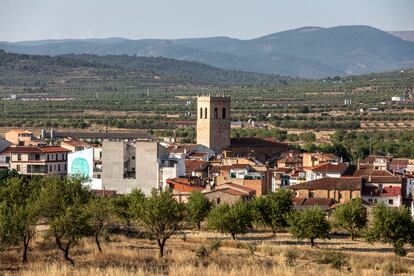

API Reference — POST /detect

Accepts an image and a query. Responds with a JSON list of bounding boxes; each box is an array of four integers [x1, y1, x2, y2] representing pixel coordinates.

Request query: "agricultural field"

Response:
[[1, 230, 413, 276]]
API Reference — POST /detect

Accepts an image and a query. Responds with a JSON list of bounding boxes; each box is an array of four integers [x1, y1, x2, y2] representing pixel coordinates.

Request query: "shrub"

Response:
[[195, 246, 210, 258], [318, 251, 348, 270]]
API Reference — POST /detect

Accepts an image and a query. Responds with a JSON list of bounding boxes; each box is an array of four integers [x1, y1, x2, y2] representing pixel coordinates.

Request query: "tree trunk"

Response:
[[22, 237, 29, 263], [56, 237, 74, 265], [310, 238, 315, 246], [22, 231, 35, 263], [351, 232, 355, 241], [95, 232, 103, 252], [64, 245, 74, 266], [197, 222, 201, 231], [231, 232, 236, 240], [158, 239, 166, 258]]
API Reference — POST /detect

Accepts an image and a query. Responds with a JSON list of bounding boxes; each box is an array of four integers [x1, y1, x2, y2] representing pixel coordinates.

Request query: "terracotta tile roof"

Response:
[[365, 176, 403, 183], [210, 165, 232, 174], [390, 158, 409, 167], [288, 177, 362, 191], [230, 164, 251, 170], [185, 160, 208, 172], [274, 167, 292, 173], [350, 167, 394, 177], [361, 155, 392, 164], [39, 146, 71, 153], [188, 152, 208, 157], [219, 188, 247, 196], [292, 197, 306, 205], [62, 139, 88, 148], [307, 162, 349, 173], [3, 146, 71, 154]]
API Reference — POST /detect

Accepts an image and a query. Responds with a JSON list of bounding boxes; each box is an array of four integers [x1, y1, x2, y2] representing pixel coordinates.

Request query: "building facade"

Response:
[[196, 95, 231, 153]]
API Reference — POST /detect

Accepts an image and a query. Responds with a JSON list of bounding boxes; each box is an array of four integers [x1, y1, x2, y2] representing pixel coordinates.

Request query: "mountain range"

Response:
[[1, 25, 414, 79]]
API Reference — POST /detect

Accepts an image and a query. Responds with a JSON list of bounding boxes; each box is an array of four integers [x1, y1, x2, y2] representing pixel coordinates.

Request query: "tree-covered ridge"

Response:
[[0, 50, 289, 86]]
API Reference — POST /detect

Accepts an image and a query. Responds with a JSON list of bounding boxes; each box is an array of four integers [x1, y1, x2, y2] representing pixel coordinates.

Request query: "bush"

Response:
[[284, 250, 298, 266], [318, 251, 348, 270], [195, 246, 210, 258]]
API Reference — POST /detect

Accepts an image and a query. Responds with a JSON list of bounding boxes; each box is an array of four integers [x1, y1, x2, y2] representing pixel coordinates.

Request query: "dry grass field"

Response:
[[1, 230, 413, 275]]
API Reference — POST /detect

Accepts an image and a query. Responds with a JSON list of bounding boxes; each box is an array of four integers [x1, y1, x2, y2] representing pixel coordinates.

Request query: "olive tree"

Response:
[[208, 201, 253, 240], [251, 189, 293, 234], [138, 190, 186, 258], [38, 176, 92, 265], [0, 177, 41, 262], [365, 204, 414, 256], [287, 207, 330, 246], [187, 191, 211, 230], [332, 198, 367, 240]]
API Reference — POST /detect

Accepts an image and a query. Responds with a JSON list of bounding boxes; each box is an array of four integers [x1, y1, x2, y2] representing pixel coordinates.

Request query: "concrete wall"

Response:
[[102, 141, 167, 195]]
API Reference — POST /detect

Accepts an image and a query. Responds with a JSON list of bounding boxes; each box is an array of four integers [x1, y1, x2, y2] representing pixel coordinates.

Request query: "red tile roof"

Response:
[[3, 146, 70, 154], [185, 160, 208, 172], [219, 182, 256, 194], [308, 162, 349, 173], [288, 177, 362, 191]]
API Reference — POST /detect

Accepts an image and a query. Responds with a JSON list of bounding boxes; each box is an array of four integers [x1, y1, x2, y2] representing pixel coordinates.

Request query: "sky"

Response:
[[0, 0, 413, 42]]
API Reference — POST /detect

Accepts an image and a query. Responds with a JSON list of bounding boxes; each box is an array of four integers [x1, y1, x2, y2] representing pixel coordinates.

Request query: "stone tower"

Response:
[[196, 95, 231, 153]]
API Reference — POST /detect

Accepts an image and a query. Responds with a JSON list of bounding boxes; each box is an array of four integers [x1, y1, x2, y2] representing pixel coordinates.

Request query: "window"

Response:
[[17, 154, 21, 161], [214, 107, 218, 119], [373, 199, 377, 204], [200, 108, 203, 119], [49, 165, 52, 172], [222, 107, 226, 119], [16, 165, 20, 172], [34, 154, 40, 160], [388, 199, 394, 205], [368, 198, 372, 203], [216, 198, 221, 204], [309, 191, 315, 198], [58, 164, 61, 171], [55, 154, 58, 160], [204, 107, 207, 119], [132, 156, 135, 160], [64, 164, 67, 171]]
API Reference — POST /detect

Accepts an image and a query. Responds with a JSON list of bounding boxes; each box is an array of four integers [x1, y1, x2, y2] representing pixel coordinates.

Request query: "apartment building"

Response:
[[3, 146, 70, 176]]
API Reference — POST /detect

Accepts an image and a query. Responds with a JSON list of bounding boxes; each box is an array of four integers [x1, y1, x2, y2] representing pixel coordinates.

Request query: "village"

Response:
[[1, 95, 413, 215]]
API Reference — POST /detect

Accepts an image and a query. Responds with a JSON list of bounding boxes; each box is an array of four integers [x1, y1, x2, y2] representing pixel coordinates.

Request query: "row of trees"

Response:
[[1, 175, 414, 267]]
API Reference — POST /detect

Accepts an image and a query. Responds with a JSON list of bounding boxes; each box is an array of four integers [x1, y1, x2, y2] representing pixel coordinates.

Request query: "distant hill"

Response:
[[390, 31, 414, 42], [0, 50, 289, 86], [1, 25, 414, 78]]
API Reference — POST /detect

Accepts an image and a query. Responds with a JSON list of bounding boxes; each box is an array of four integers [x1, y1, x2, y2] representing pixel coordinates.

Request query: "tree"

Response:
[[332, 199, 367, 240], [38, 177, 93, 265], [187, 191, 211, 230], [138, 190, 186, 258], [0, 177, 41, 262], [251, 189, 293, 235], [365, 204, 414, 256], [86, 197, 113, 252], [208, 201, 252, 240], [287, 207, 330, 246]]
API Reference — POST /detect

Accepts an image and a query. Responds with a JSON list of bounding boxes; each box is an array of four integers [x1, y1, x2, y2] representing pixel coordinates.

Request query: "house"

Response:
[[302, 152, 340, 167], [213, 164, 268, 195], [3, 146, 70, 176], [0, 139, 12, 170], [185, 160, 209, 178], [362, 185, 402, 207], [304, 162, 349, 181], [61, 139, 89, 152], [360, 155, 392, 171], [166, 177, 205, 193], [276, 152, 302, 168], [5, 130, 45, 146], [389, 158, 410, 172], [288, 177, 362, 204], [203, 183, 256, 205]]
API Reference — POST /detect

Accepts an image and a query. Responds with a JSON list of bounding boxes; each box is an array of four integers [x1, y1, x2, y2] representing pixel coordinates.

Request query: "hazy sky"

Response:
[[1, 0, 413, 42]]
